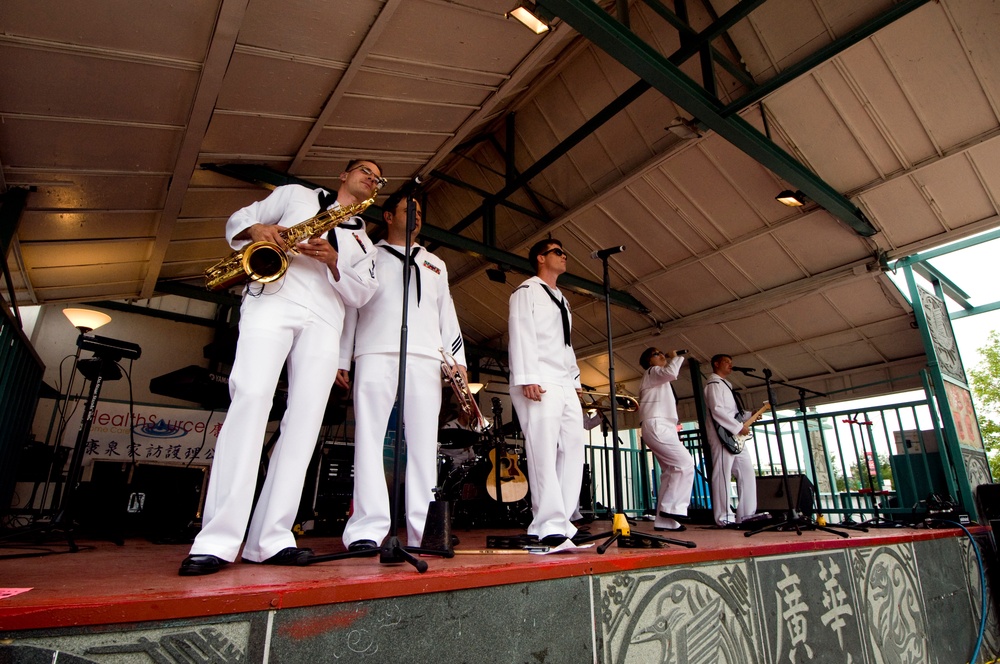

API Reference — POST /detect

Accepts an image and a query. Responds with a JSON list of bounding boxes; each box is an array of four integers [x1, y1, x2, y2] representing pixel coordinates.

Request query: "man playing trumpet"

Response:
[[339, 187, 467, 552]]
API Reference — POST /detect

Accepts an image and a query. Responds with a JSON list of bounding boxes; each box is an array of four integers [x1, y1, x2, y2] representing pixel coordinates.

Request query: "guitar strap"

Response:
[[706, 379, 744, 423]]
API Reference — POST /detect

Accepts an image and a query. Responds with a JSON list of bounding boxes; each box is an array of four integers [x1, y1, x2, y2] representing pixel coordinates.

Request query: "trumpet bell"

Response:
[[579, 391, 638, 413]]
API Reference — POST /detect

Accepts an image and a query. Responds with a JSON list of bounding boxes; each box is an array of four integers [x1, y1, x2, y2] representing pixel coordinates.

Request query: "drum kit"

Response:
[[435, 401, 532, 528]]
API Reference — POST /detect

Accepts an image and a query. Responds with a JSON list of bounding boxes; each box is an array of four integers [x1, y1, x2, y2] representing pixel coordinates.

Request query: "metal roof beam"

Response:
[[722, 0, 931, 117], [538, 0, 878, 237]]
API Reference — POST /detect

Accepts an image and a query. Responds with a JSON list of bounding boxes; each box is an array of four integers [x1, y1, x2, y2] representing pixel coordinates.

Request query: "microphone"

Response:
[[590, 245, 625, 260], [676, 349, 688, 355], [731, 366, 756, 374]]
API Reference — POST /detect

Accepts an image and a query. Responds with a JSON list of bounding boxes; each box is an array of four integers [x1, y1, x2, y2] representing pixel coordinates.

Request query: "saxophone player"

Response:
[[338, 187, 467, 552], [179, 159, 383, 576]]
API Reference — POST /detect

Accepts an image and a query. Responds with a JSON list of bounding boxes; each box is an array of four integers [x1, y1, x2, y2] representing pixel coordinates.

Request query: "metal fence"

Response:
[[583, 388, 958, 525]]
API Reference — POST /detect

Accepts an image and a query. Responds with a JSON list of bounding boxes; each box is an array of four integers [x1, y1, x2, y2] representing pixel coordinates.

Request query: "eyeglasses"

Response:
[[651, 351, 665, 357], [351, 164, 388, 190], [541, 247, 567, 258]]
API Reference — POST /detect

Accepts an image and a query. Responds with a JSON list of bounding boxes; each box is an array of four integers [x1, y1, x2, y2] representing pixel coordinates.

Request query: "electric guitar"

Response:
[[716, 401, 770, 455], [485, 399, 529, 503]]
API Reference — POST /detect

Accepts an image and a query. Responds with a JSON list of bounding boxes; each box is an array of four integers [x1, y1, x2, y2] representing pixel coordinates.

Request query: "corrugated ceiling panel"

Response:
[[217, 53, 344, 117], [859, 177, 947, 248]]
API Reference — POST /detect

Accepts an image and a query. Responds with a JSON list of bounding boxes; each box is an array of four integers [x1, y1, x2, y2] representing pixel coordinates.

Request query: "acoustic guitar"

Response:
[[716, 401, 770, 454], [485, 399, 529, 503]]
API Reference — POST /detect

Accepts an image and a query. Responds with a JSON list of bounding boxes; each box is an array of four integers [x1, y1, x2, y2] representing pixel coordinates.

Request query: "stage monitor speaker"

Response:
[[756, 474, 814, 518], [76, 461, 206, 543]]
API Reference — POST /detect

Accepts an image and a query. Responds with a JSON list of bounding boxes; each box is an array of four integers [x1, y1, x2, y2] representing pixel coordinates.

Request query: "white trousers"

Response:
[[707, 427, 757, 526], [510, 383, 584, 539], [342, 353, 442, 546], [190, 296, 341, 562], [641, 418, 695, 527]]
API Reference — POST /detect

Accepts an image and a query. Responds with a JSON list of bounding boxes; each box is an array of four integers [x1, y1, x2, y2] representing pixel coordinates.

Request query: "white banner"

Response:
[[61, 399, 226, 467]]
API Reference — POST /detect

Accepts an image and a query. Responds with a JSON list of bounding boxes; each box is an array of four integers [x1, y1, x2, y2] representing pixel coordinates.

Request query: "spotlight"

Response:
[[776, 190, 806, 207], [506, 1, 550, 34]]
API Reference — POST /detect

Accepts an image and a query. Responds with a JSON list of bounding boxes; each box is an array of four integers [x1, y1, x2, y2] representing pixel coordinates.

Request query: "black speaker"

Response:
[[756, 474, 814, 517], [976, 483, 1000, 521], [313, 443, 355, 535]]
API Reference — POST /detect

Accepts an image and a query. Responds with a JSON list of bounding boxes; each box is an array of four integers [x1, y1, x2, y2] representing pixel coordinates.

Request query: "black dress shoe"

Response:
[[179, 554, 228, 576], [247, 547, 314, 566], [347, 539, 379, 552], [654, 524, 687, 532], [658, 511, 691, 522], [540, 534, 568, 546]]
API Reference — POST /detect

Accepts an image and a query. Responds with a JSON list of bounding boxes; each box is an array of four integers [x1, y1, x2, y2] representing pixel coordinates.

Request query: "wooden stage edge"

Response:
[[0, 520, 976, 632]]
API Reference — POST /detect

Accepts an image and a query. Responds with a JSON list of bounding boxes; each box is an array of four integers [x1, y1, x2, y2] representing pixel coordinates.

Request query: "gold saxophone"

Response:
[[204, 195, 377, 291]]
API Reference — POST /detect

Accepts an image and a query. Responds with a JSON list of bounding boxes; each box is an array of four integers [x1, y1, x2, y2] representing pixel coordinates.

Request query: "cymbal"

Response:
[[438, 428, 480, 449]]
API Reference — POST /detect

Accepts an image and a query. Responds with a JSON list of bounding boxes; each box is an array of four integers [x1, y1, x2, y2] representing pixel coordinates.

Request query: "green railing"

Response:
[[0, 301, 45, 516], [583, 388, 956, 525]]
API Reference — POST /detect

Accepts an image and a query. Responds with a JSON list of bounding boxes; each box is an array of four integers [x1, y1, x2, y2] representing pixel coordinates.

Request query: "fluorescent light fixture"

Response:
[[775, 190, 806, 207], [507, 1, 550, 34], [63, 308, 111, 333]]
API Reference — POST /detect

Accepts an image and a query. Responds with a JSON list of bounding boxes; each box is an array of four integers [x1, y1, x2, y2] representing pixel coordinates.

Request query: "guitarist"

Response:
[[705, 354, 758, 528]]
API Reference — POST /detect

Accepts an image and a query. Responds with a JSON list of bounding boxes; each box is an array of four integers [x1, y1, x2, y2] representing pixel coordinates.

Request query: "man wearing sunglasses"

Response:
[[637, 348, 694, 532], [508, 239, 585, 547], [337, 186, 467, 553], [180, 159, 382, 576]]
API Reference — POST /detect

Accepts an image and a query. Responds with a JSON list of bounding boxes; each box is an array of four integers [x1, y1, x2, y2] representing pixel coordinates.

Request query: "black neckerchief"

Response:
[[539, 282, 570, 346], [381, 244, 422, 305], [316, 190, 365, 250]]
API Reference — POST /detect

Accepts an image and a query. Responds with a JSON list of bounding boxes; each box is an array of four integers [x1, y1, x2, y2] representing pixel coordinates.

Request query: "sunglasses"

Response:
[[351, 165, 388, 190], [541, 247, 567, 258], [651, 351, 665, 357]]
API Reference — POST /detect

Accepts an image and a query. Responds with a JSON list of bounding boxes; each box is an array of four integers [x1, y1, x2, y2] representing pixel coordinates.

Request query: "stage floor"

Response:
[[0, 518, 969, 632]]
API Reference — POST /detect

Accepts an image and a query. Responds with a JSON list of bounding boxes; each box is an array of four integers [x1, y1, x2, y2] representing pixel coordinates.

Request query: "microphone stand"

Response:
[[743, 368, 851, 539], [307, 188, 449, 572], [575, 250, 695, 552]]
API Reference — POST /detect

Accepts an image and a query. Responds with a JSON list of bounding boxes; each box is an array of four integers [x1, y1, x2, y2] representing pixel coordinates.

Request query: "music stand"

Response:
[[845, 416, 900, 528], [744, 369, 850, 539], [574, 249, 695, 553], [307, 188, 450, 572]]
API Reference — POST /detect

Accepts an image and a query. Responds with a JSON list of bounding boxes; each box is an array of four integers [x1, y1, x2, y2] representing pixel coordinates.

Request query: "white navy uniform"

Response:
[[508, 276, 584, 540], [340, 240, 465, 546], [190, 184, 378, 563], [705, 373, 757, 526], [638, 355, 695, 528]]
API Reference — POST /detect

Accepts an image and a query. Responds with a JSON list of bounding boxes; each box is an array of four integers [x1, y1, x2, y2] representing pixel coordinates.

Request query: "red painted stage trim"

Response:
[[0, 525, 974, 631]]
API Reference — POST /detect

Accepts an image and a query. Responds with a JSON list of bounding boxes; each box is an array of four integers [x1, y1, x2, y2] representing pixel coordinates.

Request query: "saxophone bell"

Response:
[[241, 241, 288, 284], [439, 347, 488, 432]]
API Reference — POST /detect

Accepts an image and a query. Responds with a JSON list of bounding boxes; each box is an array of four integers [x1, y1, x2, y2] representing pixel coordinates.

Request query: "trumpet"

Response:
[[439, 348, 489, 431], [578, 390, 639, 413]]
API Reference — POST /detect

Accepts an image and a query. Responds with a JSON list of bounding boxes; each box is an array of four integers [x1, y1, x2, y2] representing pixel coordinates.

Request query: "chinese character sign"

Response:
[[61, 400, 225, 466]]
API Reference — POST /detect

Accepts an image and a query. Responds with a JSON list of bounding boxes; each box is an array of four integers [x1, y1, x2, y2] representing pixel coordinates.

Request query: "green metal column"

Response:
[[901, 263, 988, 518]]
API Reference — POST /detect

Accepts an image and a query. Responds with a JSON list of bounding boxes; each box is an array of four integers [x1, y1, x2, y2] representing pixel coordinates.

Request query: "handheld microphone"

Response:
[[590, 245, 625, 260], [676, 349, 688, 355], [731, 366, 756, 373]]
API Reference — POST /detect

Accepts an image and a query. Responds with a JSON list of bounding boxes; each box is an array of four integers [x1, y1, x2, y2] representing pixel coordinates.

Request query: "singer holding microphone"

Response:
[[508, 238, 585, 547], [704, 353, 758, 527], [637, 348, 694, 532]]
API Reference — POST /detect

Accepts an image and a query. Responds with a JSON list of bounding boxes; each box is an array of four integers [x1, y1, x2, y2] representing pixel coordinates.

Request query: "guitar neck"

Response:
[[747, 403, 770, 425]]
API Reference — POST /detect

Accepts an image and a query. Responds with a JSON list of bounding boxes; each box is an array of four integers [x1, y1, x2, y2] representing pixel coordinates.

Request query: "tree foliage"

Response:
[[968, 330, 1000, 481]]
